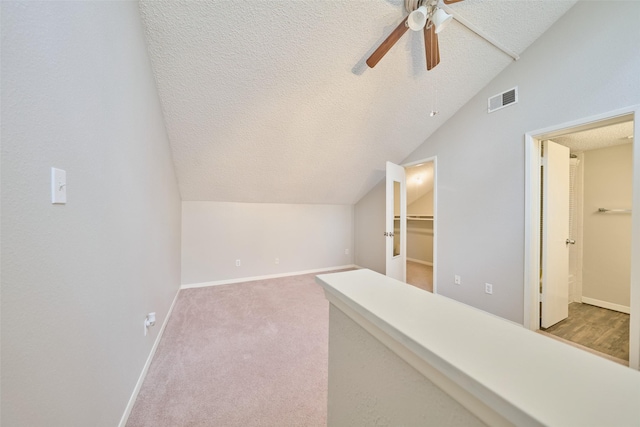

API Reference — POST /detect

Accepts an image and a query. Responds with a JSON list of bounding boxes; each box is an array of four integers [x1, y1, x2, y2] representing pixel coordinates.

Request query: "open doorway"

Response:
[[404, 161, 435, 293], [524, 106, 639, 369], [540, 123, 633, 364], [384, 157, 437, 294]]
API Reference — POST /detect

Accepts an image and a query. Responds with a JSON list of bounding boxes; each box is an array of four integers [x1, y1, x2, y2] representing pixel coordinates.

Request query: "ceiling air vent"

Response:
[[488, 87, 518, 113]]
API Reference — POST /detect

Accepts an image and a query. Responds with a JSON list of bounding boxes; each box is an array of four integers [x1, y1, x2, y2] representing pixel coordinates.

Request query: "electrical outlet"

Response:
[[275, 258, 279, 264], [454, 275, 461, 285], [144, 312, 156, 336], [345, 249, 349, 255], [485, 283, 493, 294], [235, 259, 241, 267]]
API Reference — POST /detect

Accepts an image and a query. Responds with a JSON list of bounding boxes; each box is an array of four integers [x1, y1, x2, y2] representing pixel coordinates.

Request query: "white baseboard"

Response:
[[180, 264, 358, 290], [407, 258, 433, 267], [581, 297, 630, 314], [118, 288, 181, 427]]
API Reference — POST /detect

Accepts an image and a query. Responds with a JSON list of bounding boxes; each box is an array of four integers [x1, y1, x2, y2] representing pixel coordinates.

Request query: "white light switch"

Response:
[[51, 167, 67, 204]]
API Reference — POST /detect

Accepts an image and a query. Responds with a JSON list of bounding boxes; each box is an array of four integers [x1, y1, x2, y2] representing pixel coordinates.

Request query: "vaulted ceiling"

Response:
[[139, 0, 577, 204]]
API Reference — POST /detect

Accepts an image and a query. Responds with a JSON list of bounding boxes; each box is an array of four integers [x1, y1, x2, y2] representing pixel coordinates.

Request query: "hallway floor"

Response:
[[406, 261, 433, 293], [541, 302, 629, 363]]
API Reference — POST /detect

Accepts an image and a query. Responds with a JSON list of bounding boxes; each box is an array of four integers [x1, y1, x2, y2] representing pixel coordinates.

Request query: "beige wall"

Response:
[[407, 220, 434, 264], [408, 190, 434, 215], [1, 2, 182, 425], [407, 191, 434, 263], [582, 143, 633, 308]]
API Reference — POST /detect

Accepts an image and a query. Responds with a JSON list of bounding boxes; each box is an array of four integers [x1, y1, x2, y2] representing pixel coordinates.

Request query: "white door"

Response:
[[386, 161, 406, 282], [541, 140, 570, 328]]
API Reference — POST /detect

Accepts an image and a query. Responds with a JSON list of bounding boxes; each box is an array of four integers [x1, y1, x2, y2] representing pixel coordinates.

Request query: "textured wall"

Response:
[[582, 144, 633, 308], [355, 0, 640, 323], [327, 305, 485, 426], [181, 202, 353, 285], [1, 2, 181, 425]]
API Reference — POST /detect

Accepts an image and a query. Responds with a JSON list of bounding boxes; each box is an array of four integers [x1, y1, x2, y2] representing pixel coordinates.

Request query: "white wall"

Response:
[[182, 202, 353, 285], [582, 143, 633, 309], [354, 0, 640, 323], [1, 2, 181, 426], [354, 180, 385, 272]]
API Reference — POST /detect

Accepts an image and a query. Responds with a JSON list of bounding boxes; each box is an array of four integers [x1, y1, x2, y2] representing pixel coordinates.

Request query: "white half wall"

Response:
[[354, 0, 640, 323], [182, 202, 353, 285], [1, 2, 182, 426]]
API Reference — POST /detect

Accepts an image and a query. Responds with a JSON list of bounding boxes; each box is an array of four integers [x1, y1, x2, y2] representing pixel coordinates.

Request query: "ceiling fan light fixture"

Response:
[[432, 8, 453, 33], [408, 6, 429, 31]]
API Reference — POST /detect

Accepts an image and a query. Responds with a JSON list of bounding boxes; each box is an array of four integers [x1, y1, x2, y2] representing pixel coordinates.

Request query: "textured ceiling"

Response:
[[139, 0, 577, 204], [553, 121, 634, 153]]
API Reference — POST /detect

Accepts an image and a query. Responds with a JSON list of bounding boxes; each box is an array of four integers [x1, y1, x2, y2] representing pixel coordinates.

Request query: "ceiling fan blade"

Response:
[[366, 16, 410, 68], [443, 0, 464, 4], [424, 24, 440, 70]]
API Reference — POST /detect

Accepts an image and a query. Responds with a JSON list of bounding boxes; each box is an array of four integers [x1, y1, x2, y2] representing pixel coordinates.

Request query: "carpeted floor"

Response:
[[126, 271, 342, 426], [406, 261, 433, 293]]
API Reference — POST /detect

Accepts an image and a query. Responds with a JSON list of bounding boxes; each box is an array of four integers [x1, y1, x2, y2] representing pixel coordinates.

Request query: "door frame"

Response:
[[403, 156, 438, 294], [523, 105, 640, 369]]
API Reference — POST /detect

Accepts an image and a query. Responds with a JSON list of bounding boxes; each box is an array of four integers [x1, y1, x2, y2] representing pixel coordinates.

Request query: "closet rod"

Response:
[[597, 208, 632, 213]]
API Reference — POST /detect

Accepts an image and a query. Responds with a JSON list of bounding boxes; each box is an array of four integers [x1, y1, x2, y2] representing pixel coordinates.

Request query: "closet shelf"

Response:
[[394, 215, 434, 221]]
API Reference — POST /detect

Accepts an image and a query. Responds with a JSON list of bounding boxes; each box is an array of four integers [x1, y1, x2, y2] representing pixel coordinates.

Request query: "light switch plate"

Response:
[[51, 167, 67, 204]]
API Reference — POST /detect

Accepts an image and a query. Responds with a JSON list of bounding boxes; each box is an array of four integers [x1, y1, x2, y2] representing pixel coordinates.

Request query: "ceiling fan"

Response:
[[367, 0, 464, 71]]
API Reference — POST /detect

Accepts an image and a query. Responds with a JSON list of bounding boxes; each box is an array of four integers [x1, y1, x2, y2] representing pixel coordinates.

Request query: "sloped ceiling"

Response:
[[406, 162, 434, 206], [139, 0, 577, 204]]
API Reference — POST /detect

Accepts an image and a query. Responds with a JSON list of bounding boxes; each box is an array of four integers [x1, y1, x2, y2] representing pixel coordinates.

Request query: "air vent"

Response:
[[488, 87, 518, 113]]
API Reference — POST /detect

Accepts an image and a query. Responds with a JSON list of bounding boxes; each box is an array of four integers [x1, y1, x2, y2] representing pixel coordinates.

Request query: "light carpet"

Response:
[[126, 271, 343, 426], [406, 261, 433, 293]]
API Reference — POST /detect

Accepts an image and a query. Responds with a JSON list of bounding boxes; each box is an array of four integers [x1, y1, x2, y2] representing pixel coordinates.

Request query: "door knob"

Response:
[[566, 239, 576, 245]]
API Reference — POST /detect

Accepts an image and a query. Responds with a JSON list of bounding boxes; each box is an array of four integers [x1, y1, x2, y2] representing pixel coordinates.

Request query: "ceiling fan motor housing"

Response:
[[405, 0, 438, 13], [405, 0, 423, 13]]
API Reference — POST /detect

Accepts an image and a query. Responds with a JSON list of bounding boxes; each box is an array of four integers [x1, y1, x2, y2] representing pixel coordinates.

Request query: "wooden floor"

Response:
[[542, 302, 629, 362], [406, 261, 433, 293], [405, 267, 629, 363]]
